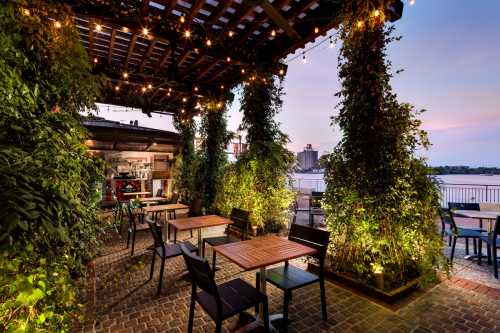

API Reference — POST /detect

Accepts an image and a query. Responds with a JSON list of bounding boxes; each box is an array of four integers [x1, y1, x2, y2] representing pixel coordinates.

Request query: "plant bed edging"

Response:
[[307, 263, 419, 306]]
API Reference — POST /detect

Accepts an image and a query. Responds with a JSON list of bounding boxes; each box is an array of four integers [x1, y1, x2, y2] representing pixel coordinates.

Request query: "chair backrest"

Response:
[[310, 192, 324, 208], [126, 202, 136, 228], [145, 217, 164, 247], [493, 216, 500, 240], [156, 189, 163, 197], [448, 202, 480, 211], [288, 224, 330, 268], [190, 198, 203, 216], [180, 243, 221, 311], [229, 208, 250, 239], [439, 208, 457, 231]]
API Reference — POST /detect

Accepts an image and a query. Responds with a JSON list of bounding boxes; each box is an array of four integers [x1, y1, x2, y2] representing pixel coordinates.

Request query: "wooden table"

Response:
[[214, 235, 317, 327], [123, 191, 151, 199], [169, 215, 233, 250], [142, 203, 188, 221]]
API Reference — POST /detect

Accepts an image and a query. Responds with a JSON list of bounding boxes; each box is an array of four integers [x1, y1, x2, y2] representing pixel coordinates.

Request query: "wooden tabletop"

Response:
[[138, 196, 168, 202], [142, 203, 189, 213], [213, 235, 317, 271], [123, 192, 151, 196], [453, 210, 500, 220], [168, 215, 232, 231]]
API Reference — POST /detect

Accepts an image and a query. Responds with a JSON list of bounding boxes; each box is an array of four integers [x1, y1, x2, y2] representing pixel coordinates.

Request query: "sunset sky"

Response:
[[98, 0, 500, 167]]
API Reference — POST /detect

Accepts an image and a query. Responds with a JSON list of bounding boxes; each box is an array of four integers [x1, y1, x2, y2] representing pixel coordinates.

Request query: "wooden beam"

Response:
[[141, 0, 150, 16], [177, 49, 192, 67], [161, 0, 177, 19], [190, 0, 205, 18], [155, 46, 172, 73], [205, 0, 233, 25], [237, 0, 289, 44], [259, 0, 301, 42], [139, 39, 158, 72], [108, 27, 116, 64], [196, 60, 219, 81], [215, 4, 254, 43], [204, 65, 230, 83], [125, 34, 138, 70]]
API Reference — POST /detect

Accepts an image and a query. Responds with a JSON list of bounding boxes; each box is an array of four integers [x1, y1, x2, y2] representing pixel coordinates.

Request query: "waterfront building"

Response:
[[297, 144, 319, 171]]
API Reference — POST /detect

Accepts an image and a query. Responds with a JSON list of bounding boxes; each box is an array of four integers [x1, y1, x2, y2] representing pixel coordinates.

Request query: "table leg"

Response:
[[197, 229, 202, 255], [258, 267, 266, 321]]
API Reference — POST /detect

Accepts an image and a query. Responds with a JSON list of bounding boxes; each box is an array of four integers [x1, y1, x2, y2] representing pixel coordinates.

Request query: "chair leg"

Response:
[[450, 237, 457, 264], [283, 291, 290, 333], [187, 293, 195, 333], [190, 230, 193, 238], [215, 320, 222, 333], [319, 279, 327, 321], [212, 250, 217, 275], [478, 239, 482, 266], [202, 240, 206, 258], [148, 252, 156, 281], [126, 230, 131, 248], [493, 246, 498, 279], [255, 272, 260, 315], [157, 257, 165, 295], [473, 238, 477, 254], [131, 231, 136, 256], [487, 244, 492, 265], [465, 238, 469, 255], [263, 298, 270, 333], [448, 235, 452, 247]]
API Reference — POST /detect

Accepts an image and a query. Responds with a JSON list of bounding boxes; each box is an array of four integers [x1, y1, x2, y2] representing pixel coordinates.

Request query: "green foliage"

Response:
[[197, 102, 232, 212], [323, 1, 447, 289], [217, 76, 294, 231], [0, 1, 104, 331]]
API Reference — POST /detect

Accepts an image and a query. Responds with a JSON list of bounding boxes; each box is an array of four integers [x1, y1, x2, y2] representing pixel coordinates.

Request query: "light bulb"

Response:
[[22, 9, 30, 16], [206, 39, 212, 46], [329, 37, 334, 48], [409, 0, 416, 5], [184, 30, 191, 38], [302, 53, 306, 64], [374, 9, 380, 17], [143, 28, 149, 35], [122, 27, 129, 33], [194, 86, 198, 92], [180, 16, 185, 23], [241, 68, 245, 74], [226, 56, 231, 62], [271, 30, 276, 37], [123, 72, 128, 79], [228, 31, 234, 37], [182, 97, 187, 102], [95, 24, 102, 32], [314, 27, 319, 34], [220, 85, 224, 89], [115, 86, 120, 91], [141, 87, 147, 92], [54, 21, 62, 29], [167, 92, 171, 96], [93, 57, 98, 63], [147, 83, 152, 89], [357, 20, 364, 29], [279, 69, 284, 75]]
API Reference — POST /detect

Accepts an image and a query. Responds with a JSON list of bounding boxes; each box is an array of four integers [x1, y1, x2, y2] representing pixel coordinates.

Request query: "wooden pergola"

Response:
[[68, 0, 403, 115]]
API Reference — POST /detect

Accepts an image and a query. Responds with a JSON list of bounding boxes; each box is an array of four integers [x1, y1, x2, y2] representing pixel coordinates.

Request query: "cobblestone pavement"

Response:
[[74, 218, 500, 333]]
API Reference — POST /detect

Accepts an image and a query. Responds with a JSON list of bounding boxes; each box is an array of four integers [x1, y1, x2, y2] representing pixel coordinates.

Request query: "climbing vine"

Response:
[[323, 0, 447, 289], [0, 1, 104, 331], [217, 75, 294, 231]]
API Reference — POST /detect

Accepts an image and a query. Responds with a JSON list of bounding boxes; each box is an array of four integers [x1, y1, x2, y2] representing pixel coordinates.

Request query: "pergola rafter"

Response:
[[66, 0, 403, 115]]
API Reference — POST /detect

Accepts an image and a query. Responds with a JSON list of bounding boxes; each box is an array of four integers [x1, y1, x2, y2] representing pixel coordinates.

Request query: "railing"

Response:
[[292, 178, 500, 208], [292, 178, 325, 193], [438, 183, 500, 207]]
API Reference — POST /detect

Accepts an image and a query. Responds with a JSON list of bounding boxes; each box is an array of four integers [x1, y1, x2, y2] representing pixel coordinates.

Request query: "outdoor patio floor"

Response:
[[74, 221, 500, 333]]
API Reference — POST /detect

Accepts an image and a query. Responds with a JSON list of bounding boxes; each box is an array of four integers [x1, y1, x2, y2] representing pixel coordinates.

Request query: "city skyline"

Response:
[[97, 0, 500, 167]]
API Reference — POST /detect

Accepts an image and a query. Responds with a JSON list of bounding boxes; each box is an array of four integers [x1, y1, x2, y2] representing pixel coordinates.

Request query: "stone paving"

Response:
[[74, 212, 500, 333]]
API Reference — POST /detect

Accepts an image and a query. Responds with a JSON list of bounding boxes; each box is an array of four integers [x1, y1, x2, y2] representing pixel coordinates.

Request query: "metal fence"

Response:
[[292, 178, 500, 208], [438, 183, 500, 207]]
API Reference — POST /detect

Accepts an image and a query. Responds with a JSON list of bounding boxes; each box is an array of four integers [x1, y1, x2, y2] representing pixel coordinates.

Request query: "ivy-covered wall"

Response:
[[0, 1, 104, 330]]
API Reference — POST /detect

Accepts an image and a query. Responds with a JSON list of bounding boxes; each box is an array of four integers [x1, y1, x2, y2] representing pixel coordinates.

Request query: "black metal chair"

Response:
[[260, 224, 330, 333], [126, 202, 149, 256], [309, 191, 324, 226], [202, 208, 250, 273], [145, 217, 198, 295], [478, 216, 500, 279], [180, 243, 269, 333], [446, 203, 483, 254], [444, 209, 485, 263]]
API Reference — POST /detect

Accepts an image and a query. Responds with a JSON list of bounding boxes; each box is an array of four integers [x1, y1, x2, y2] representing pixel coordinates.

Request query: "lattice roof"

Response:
[[68, 0, 403, 115]]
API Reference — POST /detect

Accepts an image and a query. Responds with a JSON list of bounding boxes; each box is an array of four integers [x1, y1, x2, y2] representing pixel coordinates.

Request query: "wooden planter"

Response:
[[308, 263, 419, 305]]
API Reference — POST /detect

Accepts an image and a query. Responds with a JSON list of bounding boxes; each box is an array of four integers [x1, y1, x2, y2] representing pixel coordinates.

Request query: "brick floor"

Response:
[[73, 221, 500, 333]]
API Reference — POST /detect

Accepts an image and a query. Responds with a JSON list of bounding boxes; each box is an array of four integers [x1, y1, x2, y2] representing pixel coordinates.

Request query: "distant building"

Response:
[[297, 144, 318, 171]]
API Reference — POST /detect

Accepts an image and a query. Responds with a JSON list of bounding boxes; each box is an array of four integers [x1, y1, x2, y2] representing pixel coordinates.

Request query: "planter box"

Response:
[[308, 263, 419, 305]]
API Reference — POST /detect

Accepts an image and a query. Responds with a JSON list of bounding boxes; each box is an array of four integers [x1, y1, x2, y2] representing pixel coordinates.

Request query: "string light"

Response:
[[184, 30, 191, 38], [180, 15, 185, 23], [226, 56, 231, 62], [147, 83, 152, 89], [95, 24, 102, 32], [168, 88, 172, 92], [143, 28, 149, 35], [409, 0, 416, 5], [373, 9, 380, 17], [122, 27, 129, 33], [123, 72, 128, 79], [314, 27, 319, 34], [194, 86, 198, 92], [228, 31, 234, 37], [22, 9, 30, 16], [279, 69, 284, 75], [329, 36, 334, 48], [206, 39, 212, 46], [357, 20, 364, 29], [302, 53, 307, 64], [181, 109, 185, 113], [182, 97, 187, 102], [93, 57, 98, 63], [54, 21, 62, 29], [271, 29, 276, 37], [216, 102, 222, 108], [115, 86, 120, 91], [141, 87, 147, 92], [167, 92, 171, 96], [220, 85, 224, 89], [241, 68, 245, 74]]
